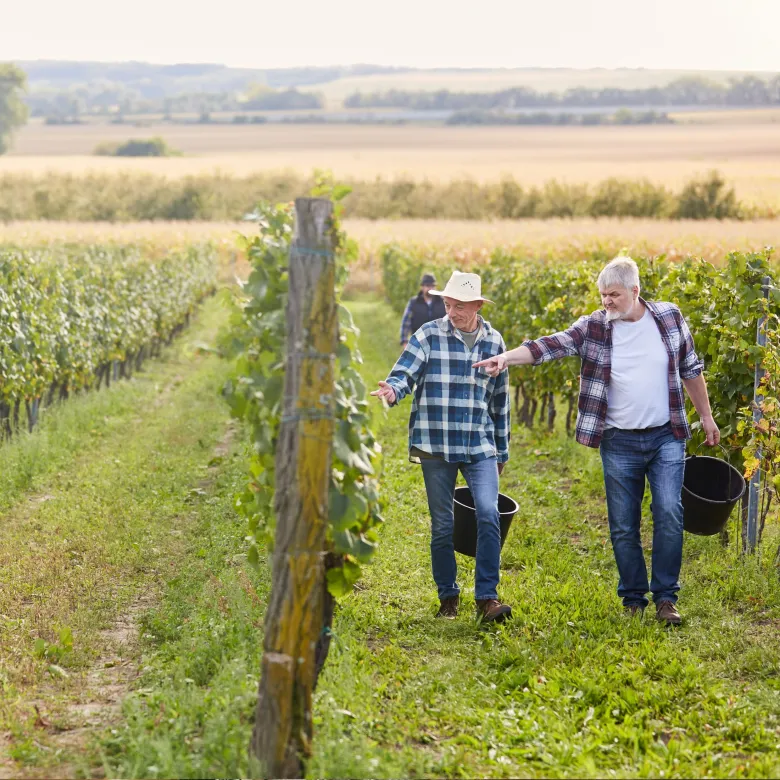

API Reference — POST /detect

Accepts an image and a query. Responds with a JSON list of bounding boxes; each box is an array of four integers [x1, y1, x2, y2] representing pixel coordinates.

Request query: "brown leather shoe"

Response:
[[436, 596, 459, 618], [656, 600, 682, 625], [476, 598, 513, 623], [624, 605, 645, 617]]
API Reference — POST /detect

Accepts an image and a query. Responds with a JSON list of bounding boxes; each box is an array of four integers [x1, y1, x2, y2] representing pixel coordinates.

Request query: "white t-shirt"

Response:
[[605, 308, 670, 430]]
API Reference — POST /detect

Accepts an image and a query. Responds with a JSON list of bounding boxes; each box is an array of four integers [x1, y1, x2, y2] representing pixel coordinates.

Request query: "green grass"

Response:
[[100, 296, 780, 779], [6, 293, 777, 778], [307, 299, 780, 779], [100, 441, 269, 779], [0, 294, 243, 775]]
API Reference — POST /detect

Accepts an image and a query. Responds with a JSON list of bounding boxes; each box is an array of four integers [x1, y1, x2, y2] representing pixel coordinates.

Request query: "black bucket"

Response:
[[682, 455, 746, 536], [452, 486, 518, 557]]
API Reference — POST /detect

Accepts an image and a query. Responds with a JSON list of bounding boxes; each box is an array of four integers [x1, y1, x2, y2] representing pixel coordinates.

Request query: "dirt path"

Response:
[[1, 419, 237, 779], [0, 299, 237, 778]]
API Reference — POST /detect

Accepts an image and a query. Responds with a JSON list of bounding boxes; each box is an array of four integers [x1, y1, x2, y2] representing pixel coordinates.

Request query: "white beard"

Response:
[[606, 300, 636, 322]]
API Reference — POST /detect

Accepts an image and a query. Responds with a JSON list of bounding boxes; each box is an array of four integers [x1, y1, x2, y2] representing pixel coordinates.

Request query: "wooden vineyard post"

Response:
[[250, 198, 337, 777]]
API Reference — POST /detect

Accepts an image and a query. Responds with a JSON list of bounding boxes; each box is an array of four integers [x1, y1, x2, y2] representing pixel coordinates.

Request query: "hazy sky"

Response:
[[3, 0, 780, 71]]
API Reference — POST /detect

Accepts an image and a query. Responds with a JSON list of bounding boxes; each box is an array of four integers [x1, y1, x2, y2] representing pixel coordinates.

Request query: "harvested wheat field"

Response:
[[344, 217, 780, 257], [3, 217, 777, 255], [6, 122, 780, 203], [3, 217, 778, 262], [0, 220, 247, 247]]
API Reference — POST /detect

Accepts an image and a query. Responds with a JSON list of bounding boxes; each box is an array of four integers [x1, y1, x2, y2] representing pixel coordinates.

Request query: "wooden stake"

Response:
[[250, 198, 337, 778]]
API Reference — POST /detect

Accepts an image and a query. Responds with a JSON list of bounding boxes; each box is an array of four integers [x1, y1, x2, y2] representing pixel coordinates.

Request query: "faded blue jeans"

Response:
[[420, 456, 501, 602], [599, 423, 686, 608]]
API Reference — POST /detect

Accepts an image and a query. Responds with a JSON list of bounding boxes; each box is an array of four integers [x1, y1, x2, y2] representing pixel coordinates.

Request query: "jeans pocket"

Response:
[[659, 439, 686, 464], [601, 427, 619, 442]]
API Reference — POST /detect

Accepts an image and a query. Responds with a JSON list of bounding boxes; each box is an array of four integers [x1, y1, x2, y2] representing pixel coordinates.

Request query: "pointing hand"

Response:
[[473, 354, 508, 378], [370, 380, 396, 404]]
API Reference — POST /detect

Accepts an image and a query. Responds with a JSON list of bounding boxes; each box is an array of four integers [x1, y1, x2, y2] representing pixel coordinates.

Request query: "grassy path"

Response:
[[308, 299, 780, 779], [0, 296, 258, 778], [2, 294, 777, 778]]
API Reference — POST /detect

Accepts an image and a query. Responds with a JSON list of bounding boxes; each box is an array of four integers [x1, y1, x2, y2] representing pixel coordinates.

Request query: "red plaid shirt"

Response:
[[523, 299, 703, 448]]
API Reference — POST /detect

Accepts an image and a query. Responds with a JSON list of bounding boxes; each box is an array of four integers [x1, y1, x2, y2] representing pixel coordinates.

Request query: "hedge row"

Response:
[[0, 170, 771, 221]]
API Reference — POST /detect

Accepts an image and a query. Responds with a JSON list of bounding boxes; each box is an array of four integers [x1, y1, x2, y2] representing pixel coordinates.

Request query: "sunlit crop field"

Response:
[[8, 216, 777, 291], [4, 217, 777, 262], [7, 121, 780, 203], [344, 217, 780, 257], [4, 217, 776, 254], [343, 217, 780, 290], [0, 220, 246, 246]]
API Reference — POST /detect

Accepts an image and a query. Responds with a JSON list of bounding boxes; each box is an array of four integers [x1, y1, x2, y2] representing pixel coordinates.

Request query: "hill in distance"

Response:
[[16, 60, 777, 106], [18, 61, 409, 99]]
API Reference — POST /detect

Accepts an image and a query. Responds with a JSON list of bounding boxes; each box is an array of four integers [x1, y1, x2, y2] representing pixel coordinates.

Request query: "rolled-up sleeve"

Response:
[[677, 309, 704, 380], [523, 315, 589, 364], [385, 332, 428, 405]]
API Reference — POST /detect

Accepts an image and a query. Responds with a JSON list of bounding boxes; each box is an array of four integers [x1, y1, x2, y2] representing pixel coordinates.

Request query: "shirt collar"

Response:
[[439, 314, 491, 338]]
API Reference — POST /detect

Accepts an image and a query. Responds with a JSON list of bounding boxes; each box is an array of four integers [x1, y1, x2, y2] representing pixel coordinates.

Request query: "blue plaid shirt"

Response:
[[385, 316, 511, 464]]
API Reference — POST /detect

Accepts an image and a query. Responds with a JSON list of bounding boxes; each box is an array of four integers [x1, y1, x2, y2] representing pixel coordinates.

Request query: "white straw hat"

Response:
[[428, 271, 493, 304]]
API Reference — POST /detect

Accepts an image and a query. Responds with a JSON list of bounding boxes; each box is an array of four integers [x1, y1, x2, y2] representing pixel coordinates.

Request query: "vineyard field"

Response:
[[306, 298, 780, 779], [0, 217, 778, 778], [6, 8, 780, 775], [0, 243, 217, 437]]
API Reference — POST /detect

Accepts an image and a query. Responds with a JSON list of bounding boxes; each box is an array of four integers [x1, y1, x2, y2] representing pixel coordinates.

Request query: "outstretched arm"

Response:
[[473, 345, 534, 377], [474, 315, 590, 377], [371, 334, 428, 406]]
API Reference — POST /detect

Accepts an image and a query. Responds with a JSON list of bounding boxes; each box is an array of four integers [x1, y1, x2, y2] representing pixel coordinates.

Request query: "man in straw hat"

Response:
[[474, 257, 719, 625], [372, 271, 513, 623], [399, 272, 446, 348]]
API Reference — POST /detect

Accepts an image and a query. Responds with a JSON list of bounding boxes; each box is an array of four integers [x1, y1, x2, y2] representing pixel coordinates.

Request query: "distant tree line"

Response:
[[27, 87, 323, 123], [345, 75, 780, 110], [446, 109, 673, 126], [19, 60, 405, 92]]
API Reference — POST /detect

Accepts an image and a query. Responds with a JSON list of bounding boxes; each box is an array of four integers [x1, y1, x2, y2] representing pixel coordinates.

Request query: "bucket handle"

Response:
[[691, 441, 733, 462], [690, 441, 741, 502]]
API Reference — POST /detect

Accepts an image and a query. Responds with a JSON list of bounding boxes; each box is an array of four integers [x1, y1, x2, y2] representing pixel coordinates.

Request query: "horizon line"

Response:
[[10, 58, 779, 75]]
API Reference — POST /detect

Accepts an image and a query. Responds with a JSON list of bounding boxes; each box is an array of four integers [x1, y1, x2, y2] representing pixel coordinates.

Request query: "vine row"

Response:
[[0, 243, 217, 436]]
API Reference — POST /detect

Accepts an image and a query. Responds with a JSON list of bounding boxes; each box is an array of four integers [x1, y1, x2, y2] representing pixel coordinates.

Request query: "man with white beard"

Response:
[[474, 257, 720, 625]]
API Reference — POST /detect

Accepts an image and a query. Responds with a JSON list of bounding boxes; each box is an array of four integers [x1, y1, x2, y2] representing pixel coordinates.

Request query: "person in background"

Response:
[[399, 273, 446, 348]]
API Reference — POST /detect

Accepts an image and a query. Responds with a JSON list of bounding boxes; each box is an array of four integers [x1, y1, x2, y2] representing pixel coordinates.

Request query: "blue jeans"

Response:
[[599, 423, 685, 608], [420, 457, 501, 601]]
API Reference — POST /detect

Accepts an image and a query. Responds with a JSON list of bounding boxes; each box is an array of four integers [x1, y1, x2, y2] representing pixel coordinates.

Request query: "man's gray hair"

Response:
[[597, 257, 641, 292]]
